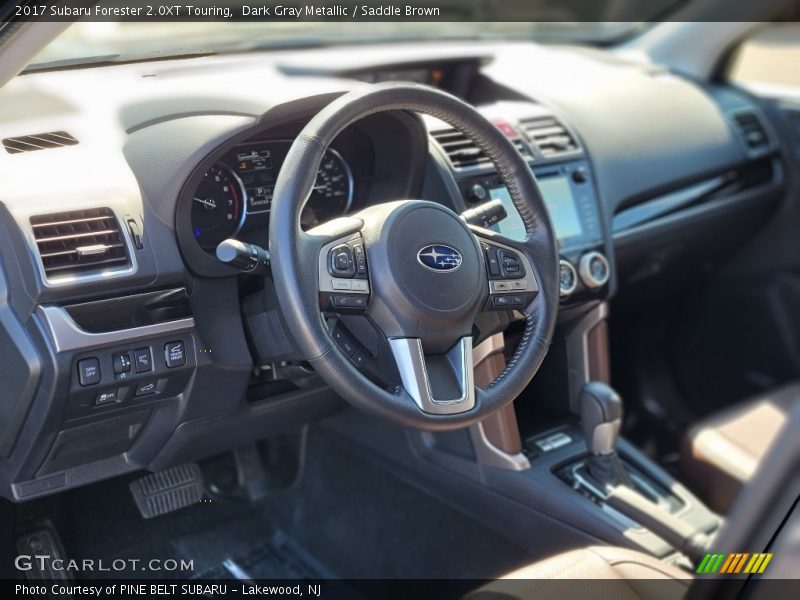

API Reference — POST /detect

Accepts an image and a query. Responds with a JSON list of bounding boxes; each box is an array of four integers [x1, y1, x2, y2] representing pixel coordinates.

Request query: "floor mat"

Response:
[[190, 529, 334, 580], [32, 473, 323, 581], [261, 426, 534, 580], [17, 424, 531, 587]]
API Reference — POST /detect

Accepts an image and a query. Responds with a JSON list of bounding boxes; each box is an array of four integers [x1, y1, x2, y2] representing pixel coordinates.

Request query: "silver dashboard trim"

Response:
[[389, 337, 475, 415], [578, 251, 610, 289], [38, 305, 195, 353], [468, 333, 531, 471], [469, 422, 531, 471]]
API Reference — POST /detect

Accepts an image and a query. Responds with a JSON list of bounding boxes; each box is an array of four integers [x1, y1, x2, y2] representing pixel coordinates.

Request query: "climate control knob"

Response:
[[559, 260, 578, 297], [578, 251, 610, 289]]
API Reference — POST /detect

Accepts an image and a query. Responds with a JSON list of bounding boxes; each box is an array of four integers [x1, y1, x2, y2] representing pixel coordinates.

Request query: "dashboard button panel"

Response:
[[135, 381, 158, 397], [77, 358, 101, 386], [68, 335, 195, 421], [165, 341, 186, 368], [133, 348, 152, 373], [112, 352, 132, 380], [95, 389, 118, 405]]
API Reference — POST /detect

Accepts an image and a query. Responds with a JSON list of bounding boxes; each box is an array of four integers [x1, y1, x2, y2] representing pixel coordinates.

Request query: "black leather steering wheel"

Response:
[[269, 83, 559, 430]]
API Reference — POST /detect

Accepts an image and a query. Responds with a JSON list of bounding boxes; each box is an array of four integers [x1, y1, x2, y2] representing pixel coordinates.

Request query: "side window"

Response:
[[728, 22, 800, 92]]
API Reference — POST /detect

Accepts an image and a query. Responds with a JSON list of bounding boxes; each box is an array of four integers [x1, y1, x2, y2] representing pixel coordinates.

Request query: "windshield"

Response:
[[29, 20, 652, 71]]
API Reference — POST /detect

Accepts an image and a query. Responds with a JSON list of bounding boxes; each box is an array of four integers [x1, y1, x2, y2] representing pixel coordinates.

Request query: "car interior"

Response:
[[1, 5, 799, 598]]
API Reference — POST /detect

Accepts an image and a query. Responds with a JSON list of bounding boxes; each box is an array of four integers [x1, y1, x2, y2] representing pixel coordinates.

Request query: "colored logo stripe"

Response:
[[744, 553, 773, 574], [719, 553, 749, 574], [697, 553, 726, 574], [697, 553, 773, 574]]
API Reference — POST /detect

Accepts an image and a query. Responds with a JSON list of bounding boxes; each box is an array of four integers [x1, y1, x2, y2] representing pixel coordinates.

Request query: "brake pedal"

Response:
[[130, 463, 204, 519]]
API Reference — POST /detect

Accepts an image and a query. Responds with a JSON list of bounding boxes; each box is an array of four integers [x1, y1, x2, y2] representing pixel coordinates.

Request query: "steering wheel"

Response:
[[269, 83, 559, 430]]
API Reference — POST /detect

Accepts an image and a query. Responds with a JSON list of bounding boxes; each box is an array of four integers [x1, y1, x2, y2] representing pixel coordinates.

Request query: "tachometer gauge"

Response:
[[303, 149, 354, 225], [191, 163, 247, 250]]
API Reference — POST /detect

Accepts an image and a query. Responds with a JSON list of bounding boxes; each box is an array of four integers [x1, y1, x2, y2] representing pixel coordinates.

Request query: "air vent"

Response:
[[431, 129, 490, 169], [30, 208, 130, 279], [431, 129, 531, 170], [3, 131, 78, 154], [519, 117, 579, 157], [731, 111, 771, 152]]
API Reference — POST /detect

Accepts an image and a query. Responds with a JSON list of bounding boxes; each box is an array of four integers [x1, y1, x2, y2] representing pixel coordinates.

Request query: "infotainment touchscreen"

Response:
[[489, 176, 584, 242]]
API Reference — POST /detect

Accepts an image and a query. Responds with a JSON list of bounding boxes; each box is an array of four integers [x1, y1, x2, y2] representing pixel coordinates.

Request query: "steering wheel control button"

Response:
[[350, 280, 369, 292], [510, 280, 527, 291], [351, 242, 368, 276], [498, 249, 524, 278], [334, 250, 351, 270], [338, 334, 356, 356], [112, 352, 132, 380], [95, 389, 119, 406], [135, 381, 157, 397], [78, 358, 101, 386], [492, 293, 528, 310], [578, 251, 610, 288], [493, 295, 511, 308], [491, 281, 511, 292], [559, 259, 578, 297], [133, 348, 153, 373], [332, 324, 371, 366], [332, 295, 368, 310], [482, 244, 501, 277], [331, 278, 352, 291], [329, 244, 355, 278], [165, 341, 186, 368]]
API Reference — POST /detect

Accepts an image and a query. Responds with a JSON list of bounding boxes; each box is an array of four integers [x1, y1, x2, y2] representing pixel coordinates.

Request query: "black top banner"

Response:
[[2, 0, 797, 23]]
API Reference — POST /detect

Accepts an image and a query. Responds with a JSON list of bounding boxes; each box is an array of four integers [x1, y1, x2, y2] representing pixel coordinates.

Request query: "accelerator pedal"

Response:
[[130, 463, 204, 519]]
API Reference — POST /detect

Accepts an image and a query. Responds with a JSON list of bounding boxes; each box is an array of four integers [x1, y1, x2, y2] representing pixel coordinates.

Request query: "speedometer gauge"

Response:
[[304, 149, 354, 225], [191, 163, 247, 250]]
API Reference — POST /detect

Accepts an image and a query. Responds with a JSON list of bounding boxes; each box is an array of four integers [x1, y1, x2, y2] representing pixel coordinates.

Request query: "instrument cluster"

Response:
[[190, 140, 355, 251]]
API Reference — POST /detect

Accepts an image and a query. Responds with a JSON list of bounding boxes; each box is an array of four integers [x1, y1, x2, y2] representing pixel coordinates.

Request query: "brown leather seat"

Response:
[[681, 382, 799, 513], [467, 545, 690, 599]]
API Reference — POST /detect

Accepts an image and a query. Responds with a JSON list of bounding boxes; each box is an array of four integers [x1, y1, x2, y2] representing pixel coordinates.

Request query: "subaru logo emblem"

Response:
[[417, 244, 463, 272]]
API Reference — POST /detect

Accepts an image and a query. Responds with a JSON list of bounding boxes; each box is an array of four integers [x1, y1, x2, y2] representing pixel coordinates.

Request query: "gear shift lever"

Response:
[[575, 382, 712, 561], [579, 381, 631, 486]]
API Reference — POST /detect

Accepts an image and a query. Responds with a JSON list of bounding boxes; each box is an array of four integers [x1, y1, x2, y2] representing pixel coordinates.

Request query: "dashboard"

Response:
[[0, 40, 789, 502]]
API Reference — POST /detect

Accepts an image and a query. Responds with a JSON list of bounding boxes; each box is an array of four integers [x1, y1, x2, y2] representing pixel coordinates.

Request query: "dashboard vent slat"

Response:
[[3, 131, 78, 154], [518, 116, 580, 157], [30, 208, 130, 279], [431, 128, 531, 170], [431, 129, 492, 169], [731, 111, 771, 151]]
